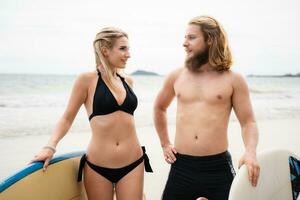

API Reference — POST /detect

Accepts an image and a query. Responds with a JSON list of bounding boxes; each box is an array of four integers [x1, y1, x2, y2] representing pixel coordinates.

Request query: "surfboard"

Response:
[[229, 149, 300, 200], [0, 151, 87, 200]]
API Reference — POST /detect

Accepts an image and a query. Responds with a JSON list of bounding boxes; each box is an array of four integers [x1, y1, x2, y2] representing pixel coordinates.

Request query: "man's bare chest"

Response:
[[174, 74, 233, 104]]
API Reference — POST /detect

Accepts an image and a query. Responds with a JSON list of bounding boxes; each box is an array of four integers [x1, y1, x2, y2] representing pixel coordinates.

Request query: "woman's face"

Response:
[[106, 36, 130, 69]]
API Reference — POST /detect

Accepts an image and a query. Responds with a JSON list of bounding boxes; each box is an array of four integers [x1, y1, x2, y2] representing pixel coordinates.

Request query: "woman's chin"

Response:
[[117, 65, 126, 69]]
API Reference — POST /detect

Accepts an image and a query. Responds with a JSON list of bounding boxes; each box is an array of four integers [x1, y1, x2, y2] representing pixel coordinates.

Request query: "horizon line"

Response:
[[0, 71, 299, 77]]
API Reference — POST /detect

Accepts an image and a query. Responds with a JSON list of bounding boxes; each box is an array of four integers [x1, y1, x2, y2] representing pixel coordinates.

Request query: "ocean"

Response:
[[0, 73, 300, 138]]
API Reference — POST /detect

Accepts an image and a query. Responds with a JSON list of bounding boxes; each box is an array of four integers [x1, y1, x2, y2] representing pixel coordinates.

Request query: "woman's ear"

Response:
[[101, 47, 109, 57]]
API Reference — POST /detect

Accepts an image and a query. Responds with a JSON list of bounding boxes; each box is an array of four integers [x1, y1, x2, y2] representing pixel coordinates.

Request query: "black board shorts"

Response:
[[162, 151, 235, 200]]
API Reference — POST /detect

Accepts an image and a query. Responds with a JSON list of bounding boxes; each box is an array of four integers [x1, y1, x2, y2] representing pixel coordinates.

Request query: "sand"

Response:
[[0, 118, 299, 199]]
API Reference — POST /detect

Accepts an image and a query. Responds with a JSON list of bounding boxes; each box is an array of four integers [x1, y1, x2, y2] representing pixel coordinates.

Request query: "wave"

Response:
[[0, 104, 64, 108], [249, 88, 284, 94]]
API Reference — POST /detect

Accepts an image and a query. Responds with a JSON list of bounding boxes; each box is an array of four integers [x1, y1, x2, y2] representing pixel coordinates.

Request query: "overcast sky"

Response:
[[1, 0, 300, 75]]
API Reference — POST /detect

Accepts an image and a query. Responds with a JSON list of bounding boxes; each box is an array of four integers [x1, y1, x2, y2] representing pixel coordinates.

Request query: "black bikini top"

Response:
[[89, 69, 138, 121]]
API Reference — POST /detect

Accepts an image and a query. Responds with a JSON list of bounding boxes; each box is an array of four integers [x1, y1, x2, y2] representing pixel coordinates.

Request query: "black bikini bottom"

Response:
[[77, 146, 153, 184]]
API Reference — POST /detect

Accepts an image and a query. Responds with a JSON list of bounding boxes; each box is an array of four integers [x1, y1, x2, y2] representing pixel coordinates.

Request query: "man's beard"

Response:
[[185, 46, 209, 72]]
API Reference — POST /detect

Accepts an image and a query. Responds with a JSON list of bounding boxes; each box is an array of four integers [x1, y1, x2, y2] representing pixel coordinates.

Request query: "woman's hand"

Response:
[[30, 147, 55, 170]]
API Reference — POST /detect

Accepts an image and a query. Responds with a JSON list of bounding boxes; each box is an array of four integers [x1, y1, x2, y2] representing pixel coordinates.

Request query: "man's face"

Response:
[[183, 24, 209, 70], [183, 24, 207, 60]]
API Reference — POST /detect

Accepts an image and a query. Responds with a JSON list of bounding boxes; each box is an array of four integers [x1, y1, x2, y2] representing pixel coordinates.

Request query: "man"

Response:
[[154, 16, 260, 200]]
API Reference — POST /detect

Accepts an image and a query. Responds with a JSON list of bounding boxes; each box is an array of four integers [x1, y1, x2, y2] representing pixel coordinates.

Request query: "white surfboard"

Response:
[[0, 151, 87, 200], [229, 149, 299, 200]]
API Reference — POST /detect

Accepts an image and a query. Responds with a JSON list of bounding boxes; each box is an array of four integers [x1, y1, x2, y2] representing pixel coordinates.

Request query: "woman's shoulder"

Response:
[[122, 74, 134, 88], [74, 71, 97, 87], [77, 71, 98, 80]]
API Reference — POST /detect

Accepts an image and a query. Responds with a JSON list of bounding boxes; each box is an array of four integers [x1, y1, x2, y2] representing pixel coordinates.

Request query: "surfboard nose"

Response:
[[229, 149, 299, 200], [0, 151, 87, 200]]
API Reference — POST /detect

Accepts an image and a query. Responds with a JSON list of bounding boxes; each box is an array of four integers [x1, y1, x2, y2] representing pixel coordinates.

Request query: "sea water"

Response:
[[0, 73, 299, 138]]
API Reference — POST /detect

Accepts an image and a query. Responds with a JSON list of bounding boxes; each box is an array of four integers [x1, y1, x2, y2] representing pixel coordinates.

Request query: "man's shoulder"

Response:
[[161, 67, 185, 88], [224, 70, 248, 88], [230, 70, 246, 81], [221, 70, 244, 80], [167, 67, 185, 79]]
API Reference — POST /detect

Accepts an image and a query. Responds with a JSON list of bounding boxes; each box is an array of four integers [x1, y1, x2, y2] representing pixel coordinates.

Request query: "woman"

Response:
[[31, 27, 152, 200]]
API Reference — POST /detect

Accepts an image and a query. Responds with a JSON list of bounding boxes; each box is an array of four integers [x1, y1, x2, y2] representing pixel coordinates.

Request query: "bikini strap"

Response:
[[77, 154, 87, 182], [116, 73, 133, 92], [142, 146, 153, 173], [116, 73, 125, 80], [96, 68, 101, 76]]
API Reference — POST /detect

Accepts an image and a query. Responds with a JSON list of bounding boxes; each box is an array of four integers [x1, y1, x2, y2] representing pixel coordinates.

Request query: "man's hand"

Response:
[[238, 152, 260, 187], [162, 143, 177, 164]]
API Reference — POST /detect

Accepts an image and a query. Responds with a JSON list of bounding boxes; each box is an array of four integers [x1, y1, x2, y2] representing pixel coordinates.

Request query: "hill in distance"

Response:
[[131, 70, 160, 76]]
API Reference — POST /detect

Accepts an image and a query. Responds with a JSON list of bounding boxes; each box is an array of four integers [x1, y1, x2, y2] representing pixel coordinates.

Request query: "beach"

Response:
[[1, 118, 300, 199], [0, 74, 300, 199]]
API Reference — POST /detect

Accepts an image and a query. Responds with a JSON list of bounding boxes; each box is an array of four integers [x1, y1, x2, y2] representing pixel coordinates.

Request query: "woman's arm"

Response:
[[30, 73, 89, 169]]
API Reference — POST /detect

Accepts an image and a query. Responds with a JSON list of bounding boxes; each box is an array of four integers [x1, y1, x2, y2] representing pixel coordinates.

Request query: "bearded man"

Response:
[[154, 16, 260, 200]]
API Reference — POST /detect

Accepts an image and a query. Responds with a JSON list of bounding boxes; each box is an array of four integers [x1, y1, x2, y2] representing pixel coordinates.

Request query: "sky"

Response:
[[0, 0, 300, 75]]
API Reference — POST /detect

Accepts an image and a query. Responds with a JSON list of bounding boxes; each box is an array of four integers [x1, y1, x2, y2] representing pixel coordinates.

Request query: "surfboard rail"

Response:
[[0, 151, 85, 193]]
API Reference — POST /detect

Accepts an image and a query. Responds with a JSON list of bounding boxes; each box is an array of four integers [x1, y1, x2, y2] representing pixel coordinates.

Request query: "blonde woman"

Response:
[[31, 27, 152, 200]]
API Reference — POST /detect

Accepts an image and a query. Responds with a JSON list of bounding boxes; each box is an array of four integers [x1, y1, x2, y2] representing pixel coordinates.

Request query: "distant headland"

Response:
[[247, 73, 300, 78], [131, 70, 160, 76]]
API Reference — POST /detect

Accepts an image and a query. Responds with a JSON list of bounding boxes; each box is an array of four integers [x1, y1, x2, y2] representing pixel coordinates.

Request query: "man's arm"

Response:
[[231, 72, 260, 187], [153, 68, 182, 163]]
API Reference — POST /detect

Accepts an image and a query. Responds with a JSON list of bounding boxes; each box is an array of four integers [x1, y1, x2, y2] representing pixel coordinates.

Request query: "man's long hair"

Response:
[[188, 16, 232, 72]]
